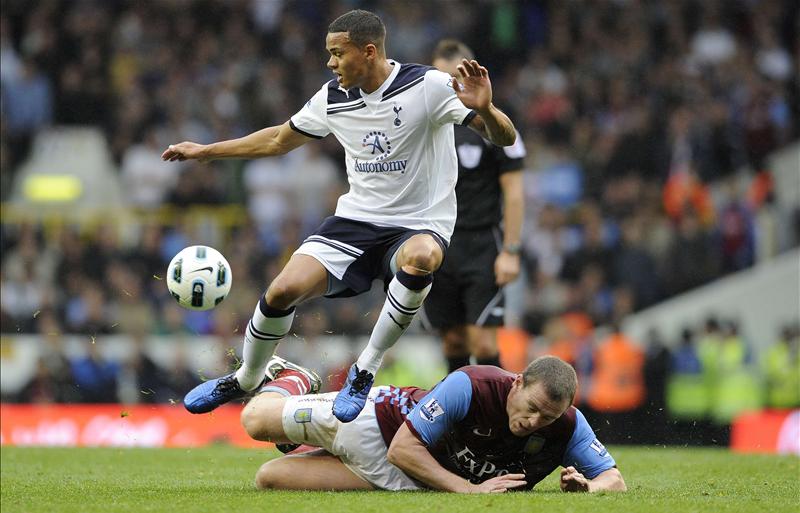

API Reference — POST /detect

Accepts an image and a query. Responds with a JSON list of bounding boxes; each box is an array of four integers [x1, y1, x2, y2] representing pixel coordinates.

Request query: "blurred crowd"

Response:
[[525, 315, 799, 443], [1, 0, 798, 428]]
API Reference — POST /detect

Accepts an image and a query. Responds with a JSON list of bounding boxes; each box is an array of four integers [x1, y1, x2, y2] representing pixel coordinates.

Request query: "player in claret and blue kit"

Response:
[[241, 355, 627, 493]]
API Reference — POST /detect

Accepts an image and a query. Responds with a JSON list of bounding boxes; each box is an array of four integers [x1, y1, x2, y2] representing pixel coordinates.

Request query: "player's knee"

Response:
[[254, 460, 283, 490], [265, 279, 302, 309], [241, 405, 270, 441], [402, 246, 441, 274]]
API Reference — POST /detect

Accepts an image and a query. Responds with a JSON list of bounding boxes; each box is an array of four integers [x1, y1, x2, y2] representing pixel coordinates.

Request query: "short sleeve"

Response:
[[406, 371, 472, 446], [561, 409, 617, 479], [495, 129, 526, 174], [289, 84, 330, 139], [424, 70, 474, 128]]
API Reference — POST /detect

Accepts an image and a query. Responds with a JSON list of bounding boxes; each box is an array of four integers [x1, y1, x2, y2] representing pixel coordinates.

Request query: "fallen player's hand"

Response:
[[469, 473, 527, 493], [162, 142, 208, 162], [560, 466, 590, 492]]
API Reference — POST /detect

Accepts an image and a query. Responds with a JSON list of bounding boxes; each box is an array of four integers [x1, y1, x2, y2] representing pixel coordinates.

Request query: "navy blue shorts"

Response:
[[294, 216, 447, 298]]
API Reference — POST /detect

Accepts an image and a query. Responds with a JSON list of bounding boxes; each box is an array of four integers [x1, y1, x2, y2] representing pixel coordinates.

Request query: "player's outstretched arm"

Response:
[[387, 423, 527, 493], [560, 466, 627, 493], [451, 58, 516, 147], [161, 121, 311, 162]]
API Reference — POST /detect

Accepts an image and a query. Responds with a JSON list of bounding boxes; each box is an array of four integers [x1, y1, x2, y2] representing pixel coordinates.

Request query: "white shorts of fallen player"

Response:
[[281, 387, 423, 491]]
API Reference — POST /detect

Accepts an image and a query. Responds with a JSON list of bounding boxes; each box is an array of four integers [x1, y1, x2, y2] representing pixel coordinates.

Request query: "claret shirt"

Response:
[[374, 366, 616, 490]]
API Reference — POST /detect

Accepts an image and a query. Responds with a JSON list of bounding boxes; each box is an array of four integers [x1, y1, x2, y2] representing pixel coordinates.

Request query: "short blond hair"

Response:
[[522, 356, 577, 403]]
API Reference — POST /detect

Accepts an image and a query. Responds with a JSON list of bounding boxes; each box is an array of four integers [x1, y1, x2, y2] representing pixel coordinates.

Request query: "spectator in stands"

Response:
[[663, 207, 720, 296], [121, 128, 183, 209], [70, 340, 120, 403], [642, 328, 671, 443], [15, 311, 76, 403], [1, 58, 52, 170], [118, 335, 165, 404], [584, 326, 645, 443], [667, 326, 709, 425], [711, 320, 761, 425], [17, 357, 64, 403], [762, 324, 800, 409], [64, 283, 114, 335], [613, 216, 661, 309], [717, 180, 756, 274]]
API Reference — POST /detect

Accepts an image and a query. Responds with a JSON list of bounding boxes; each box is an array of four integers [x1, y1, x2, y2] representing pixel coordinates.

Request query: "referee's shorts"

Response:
[[422, 226, 505, 330]]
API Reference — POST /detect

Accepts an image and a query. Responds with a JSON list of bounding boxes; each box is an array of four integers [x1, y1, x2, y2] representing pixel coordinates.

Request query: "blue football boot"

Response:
[[332, 364, 374, 423], [183, 372, 254, 414]]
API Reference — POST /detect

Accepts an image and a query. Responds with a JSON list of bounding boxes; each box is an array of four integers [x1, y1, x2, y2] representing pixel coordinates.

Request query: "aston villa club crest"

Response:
[[524, 435, 546, 455]]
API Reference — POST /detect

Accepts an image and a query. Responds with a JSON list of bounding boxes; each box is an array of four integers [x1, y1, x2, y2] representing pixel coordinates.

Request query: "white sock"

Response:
[[356, 272, 432, 375], [234, 298, 294, 390]]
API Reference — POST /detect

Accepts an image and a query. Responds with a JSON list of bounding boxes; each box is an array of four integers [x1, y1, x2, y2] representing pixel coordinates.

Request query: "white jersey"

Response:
[[290, 61, 475, 242]]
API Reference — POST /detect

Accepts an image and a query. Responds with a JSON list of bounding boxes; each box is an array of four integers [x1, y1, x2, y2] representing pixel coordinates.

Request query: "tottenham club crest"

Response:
[[393, 104, 403, 126], [362, 131, 392, 161]]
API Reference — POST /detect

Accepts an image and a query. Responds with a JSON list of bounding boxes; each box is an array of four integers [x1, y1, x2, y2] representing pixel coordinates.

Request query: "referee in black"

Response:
[[423, 39, 526, 373]]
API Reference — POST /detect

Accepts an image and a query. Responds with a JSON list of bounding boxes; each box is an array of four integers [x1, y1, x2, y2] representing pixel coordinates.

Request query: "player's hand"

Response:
[[560, 466, 591, 493], [451, 59, 492, 113], [161, 142, 208, 162], [468, 473, 527, 493], [494, 251, 520, 286]]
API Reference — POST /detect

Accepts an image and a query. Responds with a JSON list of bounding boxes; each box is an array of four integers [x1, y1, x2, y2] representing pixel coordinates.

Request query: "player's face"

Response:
[[326, 32, 368, 90], [506, 378, 571, 437]]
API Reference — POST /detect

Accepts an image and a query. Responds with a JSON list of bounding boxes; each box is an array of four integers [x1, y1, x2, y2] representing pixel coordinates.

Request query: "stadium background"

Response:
[[0, 0, 798, 453]]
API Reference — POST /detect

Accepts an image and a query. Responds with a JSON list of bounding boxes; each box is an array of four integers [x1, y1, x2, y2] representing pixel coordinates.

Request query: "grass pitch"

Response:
[[1, 445, 797, 513]]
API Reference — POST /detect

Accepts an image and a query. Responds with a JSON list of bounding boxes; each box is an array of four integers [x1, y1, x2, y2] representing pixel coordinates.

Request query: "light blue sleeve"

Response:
[[407, 371, 473, 446], [562, 409, 617, 479]]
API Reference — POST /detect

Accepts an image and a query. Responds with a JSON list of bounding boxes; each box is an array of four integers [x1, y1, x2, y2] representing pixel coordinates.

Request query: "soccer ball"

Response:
[[166, 245, 232, 311]]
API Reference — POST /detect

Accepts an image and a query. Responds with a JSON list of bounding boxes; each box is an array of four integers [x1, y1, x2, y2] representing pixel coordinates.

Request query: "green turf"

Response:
[[1, 445, 797, 513]]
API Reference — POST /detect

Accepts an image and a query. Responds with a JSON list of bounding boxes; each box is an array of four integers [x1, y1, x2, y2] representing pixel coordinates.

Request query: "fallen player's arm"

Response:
[[162, 121, 310, 162], [387, 423, 526, 493], [560, 466, 627, 493]]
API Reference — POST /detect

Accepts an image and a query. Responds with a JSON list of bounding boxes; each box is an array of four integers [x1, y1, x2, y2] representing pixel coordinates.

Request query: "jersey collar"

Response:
[[360, 60, 400, 101]]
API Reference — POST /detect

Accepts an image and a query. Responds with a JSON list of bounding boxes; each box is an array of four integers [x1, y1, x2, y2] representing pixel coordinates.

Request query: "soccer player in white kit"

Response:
[[162, 9, 517, 423]]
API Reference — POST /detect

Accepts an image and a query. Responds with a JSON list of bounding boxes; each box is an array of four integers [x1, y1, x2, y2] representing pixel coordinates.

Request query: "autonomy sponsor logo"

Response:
[[354, 158, 408, 174], [362, 131, 392, 159], [358, 130, 408, 173]]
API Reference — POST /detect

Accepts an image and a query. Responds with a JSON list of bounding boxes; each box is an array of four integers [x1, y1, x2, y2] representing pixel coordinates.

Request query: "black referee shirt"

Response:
[[453, 125, 525, 230]]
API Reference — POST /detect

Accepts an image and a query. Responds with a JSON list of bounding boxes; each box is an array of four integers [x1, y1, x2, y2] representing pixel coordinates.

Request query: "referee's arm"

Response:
[[495, 169, 524, 286]]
